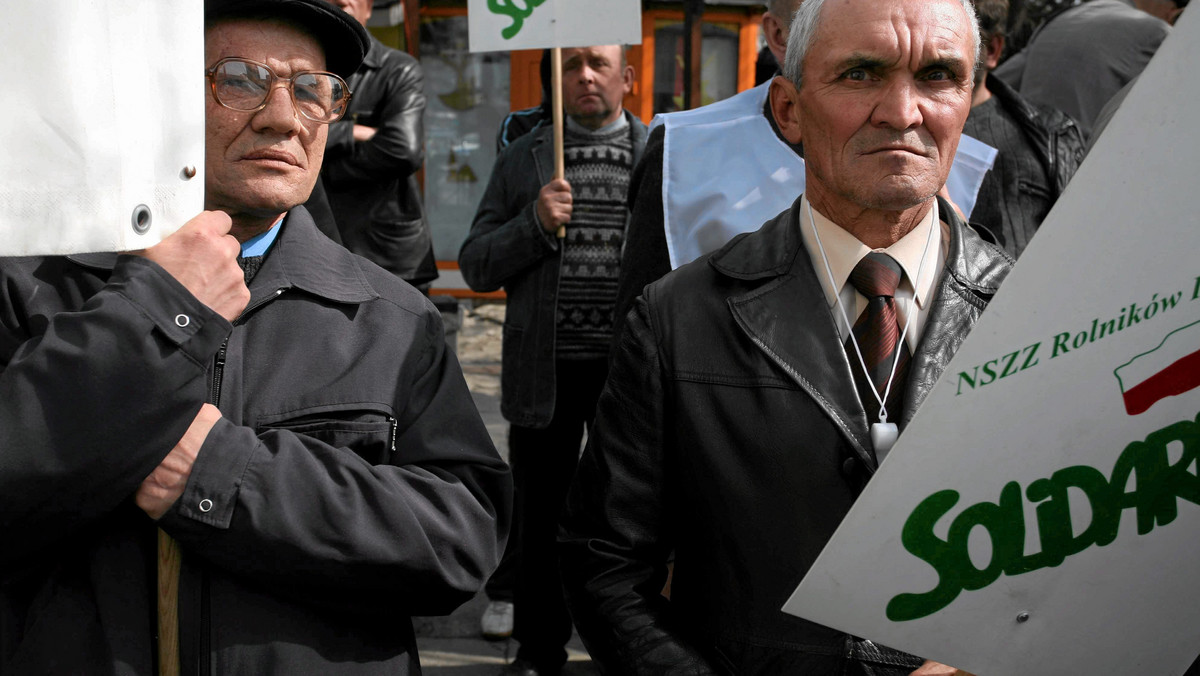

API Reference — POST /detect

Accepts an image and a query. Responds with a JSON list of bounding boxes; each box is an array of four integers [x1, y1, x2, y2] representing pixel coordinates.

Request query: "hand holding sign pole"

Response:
[[468, 0, 641, 240]]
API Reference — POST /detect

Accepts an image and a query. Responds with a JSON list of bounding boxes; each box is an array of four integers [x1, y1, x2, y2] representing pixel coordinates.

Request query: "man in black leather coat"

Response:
[[559, 0, 1012, 674], [317, 0, 437, 288], [964, 0, 1086, 258], [992, 0, 1171, 140]]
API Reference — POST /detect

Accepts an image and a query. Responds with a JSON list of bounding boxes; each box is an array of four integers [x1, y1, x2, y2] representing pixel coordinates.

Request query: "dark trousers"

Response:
[[484, 427, 520, 603], [510, 358, 608, 673]]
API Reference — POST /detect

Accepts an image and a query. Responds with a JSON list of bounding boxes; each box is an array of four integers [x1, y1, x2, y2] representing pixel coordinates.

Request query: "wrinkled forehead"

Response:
[[561, 44, 624, 63], [814, 0, 974, 68], [204, 17, 327, 70]]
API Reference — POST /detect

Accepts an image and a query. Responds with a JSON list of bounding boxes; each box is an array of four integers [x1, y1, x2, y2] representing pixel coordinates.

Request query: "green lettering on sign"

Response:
[[886, 412, 1200, 622], [488, 0, 547, 40]]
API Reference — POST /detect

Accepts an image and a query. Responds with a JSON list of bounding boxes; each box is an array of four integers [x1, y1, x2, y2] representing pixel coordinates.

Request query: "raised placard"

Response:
[[468, 0, 641, 53], [784, 11, 1200, 676], [0, 1, 204, 256]]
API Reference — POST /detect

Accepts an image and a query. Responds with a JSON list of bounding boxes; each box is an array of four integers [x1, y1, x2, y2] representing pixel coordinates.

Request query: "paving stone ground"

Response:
[[419, 300, 598, 675]]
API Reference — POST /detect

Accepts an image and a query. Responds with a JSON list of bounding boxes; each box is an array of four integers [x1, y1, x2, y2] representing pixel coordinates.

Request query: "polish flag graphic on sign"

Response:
[[1114, 320, 1200, 415]]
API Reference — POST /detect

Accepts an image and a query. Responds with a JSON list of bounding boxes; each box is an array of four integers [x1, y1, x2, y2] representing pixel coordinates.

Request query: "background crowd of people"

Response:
[[0, 0, 1190, 674]]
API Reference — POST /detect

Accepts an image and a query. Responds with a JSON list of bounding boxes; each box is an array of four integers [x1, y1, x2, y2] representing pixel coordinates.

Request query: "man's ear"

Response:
[[622, 63, 635, 96], [984, 34, 1005, 71], [761, 12, 789, 66], [769, 75, 803, 145]]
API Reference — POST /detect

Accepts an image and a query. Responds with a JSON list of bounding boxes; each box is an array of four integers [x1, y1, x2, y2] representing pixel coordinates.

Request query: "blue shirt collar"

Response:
[[241, 217, 283, 257]]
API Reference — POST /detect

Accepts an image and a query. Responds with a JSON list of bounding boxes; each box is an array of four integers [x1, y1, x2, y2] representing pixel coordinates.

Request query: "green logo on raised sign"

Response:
[[887, 411, 1200, 622], [488, 0, 547, 39]]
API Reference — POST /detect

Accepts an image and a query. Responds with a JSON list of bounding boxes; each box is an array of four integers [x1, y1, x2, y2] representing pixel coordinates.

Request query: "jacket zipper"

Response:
[[389, 416, 398, 452], [1045, 129, 1058, 194], [234, 289, 284, 327], [210, 289, 285, 405], [193, 341, 225, 676], [195, 288, 284, 674], [208, 341, 228, 407]]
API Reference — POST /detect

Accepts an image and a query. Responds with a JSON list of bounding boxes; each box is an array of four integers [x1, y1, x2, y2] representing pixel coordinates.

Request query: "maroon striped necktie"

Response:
[[845, 252, 910, 426]]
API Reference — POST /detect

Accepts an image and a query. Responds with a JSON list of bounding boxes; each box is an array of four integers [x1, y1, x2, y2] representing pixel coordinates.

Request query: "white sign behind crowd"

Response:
[[0, 1, 204, 256], [785, 10, 1200, 676], [468, 0, 641, 53]]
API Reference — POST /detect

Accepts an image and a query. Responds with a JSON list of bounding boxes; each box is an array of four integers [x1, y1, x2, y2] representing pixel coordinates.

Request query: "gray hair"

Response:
[[781, 0, 982, 89], [765, 0, 801, 21]]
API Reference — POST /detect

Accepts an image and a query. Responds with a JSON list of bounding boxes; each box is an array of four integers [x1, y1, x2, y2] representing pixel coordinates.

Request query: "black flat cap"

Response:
[[205, 0, 370, 78]]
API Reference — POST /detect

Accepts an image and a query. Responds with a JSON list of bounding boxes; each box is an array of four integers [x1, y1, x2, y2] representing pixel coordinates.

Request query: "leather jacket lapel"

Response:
[[721, 210, 876, 471], [899, 197, 1012, 427], [713, 196, 1011, 472]]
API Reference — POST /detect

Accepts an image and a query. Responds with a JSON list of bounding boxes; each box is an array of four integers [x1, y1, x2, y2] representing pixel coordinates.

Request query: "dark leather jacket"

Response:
[[459, 112, 648, 428], [967, 74, 1086, 257], [560, 196, 1013, 674], [320, 37, 437, 286]]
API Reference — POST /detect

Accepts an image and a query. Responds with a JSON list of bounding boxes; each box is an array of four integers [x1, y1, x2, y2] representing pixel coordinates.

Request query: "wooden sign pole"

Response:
[[157, 530, 182, 676], [552, 47, 566, 239]]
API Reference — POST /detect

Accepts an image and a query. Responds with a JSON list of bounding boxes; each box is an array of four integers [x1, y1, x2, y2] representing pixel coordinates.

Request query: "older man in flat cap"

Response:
[[0, 1, 510, 673]]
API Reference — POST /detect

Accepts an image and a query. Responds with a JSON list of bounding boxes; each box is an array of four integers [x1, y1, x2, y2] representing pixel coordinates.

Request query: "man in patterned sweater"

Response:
[[459, 44, 648, 676]]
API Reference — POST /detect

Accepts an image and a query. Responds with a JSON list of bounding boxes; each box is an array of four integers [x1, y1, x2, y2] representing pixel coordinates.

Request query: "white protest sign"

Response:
[[468, 0, 641, 53], [784, 11, 1200, 676], [0, 1, 204, 256]]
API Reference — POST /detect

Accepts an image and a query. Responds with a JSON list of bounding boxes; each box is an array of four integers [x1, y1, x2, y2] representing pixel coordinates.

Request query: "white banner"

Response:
[[0, 1, 205, 256], [784, 10, 1200, 676], [468, 0, 642, 53]]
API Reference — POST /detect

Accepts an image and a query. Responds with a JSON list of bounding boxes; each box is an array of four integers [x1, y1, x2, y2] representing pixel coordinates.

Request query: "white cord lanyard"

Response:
[[804, 198, 937, 459]]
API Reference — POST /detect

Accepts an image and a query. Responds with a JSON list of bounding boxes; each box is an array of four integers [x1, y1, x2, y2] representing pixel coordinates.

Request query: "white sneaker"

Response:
[[480, 600, 514, 639]]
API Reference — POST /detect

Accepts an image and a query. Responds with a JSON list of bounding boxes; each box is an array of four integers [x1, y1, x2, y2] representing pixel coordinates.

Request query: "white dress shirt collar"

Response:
[[798, 194, 948, 350]]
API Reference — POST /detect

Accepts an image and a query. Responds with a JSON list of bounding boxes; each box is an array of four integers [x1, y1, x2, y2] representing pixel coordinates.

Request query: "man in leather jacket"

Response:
[[964, 0, 1086, 258], [992, 0, 1172, 140], [559, 0, 1011, 674], [316, 0, 438, 288]]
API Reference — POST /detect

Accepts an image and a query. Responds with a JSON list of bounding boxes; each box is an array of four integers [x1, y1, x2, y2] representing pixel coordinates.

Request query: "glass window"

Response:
[[420, 15, 511, 260], [652, 20, 739, 115]]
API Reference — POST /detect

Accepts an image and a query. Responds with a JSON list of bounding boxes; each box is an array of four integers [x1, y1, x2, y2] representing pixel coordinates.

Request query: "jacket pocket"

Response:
[[1017, 178, 1050, 200], [500, 324, 533, 419], [257, 403, 397, 465]]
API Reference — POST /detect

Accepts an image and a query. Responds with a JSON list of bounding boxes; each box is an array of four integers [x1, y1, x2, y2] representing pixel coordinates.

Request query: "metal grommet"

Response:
[[131, 204, 152, 235], [198, 498, 213, 513], [175, 314, 191, 328], [1016, 611, 1031, 623], [182, 165, 198, 180]]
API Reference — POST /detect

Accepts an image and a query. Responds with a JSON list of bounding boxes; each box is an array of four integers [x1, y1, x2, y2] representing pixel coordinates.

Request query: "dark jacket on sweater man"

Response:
[[458, 111, 648, 428]]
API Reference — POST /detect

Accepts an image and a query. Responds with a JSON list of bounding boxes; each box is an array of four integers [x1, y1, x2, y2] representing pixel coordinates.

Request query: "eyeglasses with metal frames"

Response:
[[205, 57, 351, 124]]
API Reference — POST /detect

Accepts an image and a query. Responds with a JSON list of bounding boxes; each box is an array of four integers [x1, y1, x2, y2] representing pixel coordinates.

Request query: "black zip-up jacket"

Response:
[[0, 208, 510, 674]]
